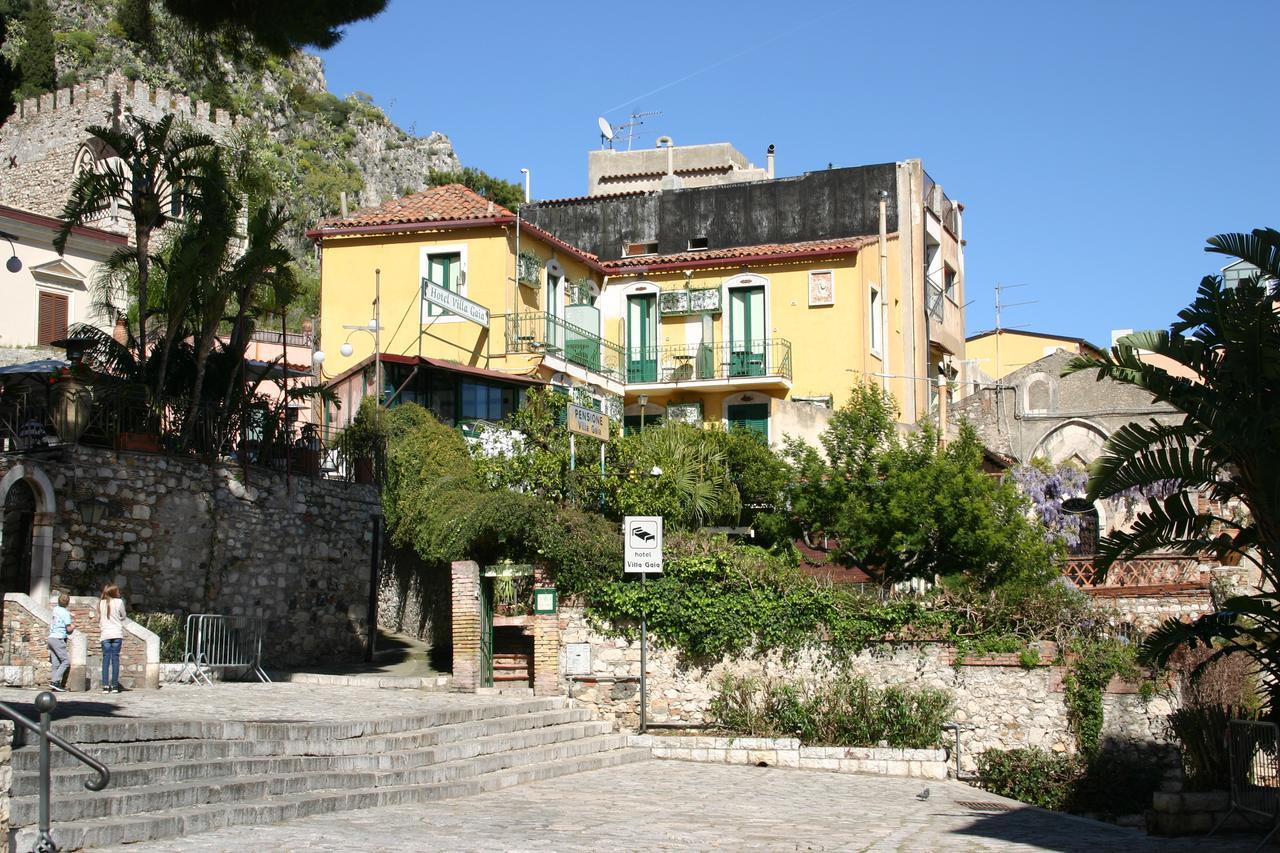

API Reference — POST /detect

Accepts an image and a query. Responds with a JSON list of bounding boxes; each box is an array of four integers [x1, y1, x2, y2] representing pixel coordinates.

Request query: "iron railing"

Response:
[[506, 312, 626, 380], [0, 385, 378, 483], [3, 691, 110, 852], [926, 277, 946, 322], [626, 339, 793, 385]]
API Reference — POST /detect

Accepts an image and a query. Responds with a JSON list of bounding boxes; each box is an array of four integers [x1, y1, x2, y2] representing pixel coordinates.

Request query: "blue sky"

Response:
[[319, 0, 1279, 347]]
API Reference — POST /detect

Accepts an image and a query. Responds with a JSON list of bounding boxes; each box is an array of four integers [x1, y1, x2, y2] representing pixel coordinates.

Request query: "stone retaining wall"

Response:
[[560, 608, 1174, 772], [629, 734, 948, 779], [0, 447, 379, 667]]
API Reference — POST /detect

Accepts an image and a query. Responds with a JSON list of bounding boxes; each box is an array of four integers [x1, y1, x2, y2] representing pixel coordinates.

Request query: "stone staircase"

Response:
[[10, 697, 647, 851]]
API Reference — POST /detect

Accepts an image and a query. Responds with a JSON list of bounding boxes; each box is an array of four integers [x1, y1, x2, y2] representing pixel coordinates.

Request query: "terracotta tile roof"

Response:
[[599, 234, 880, 271], [314, 184, 514, 231]]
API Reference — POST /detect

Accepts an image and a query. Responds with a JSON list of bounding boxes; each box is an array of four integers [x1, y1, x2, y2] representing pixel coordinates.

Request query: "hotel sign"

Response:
[[566, 403, 609, 441], [421, 277, 490, 328]]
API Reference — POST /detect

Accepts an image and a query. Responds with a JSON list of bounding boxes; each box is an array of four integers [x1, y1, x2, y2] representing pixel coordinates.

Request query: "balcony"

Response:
[[506, 312, 625, 384], [626, 339, 792, 389]]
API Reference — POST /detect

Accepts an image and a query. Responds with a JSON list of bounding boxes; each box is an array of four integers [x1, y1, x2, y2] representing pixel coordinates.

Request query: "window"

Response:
[[944, 265, 957, 300], [460, 381, 521, 422], [623, 413, 664, 435], [687, 237, 708, 251], [726, 402, 769, 441], [624, 241, 659, 257], [868, 286, 883, 356], [37, 291, 68, 345], [423, 250, 464, 318]]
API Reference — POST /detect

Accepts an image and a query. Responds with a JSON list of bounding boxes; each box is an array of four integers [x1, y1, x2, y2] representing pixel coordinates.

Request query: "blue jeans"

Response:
[[101, 639, 121, 689]]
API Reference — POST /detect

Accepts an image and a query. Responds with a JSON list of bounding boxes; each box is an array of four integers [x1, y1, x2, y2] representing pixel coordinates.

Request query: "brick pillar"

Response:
[[450, 560, 481, 692], [531, 564, 560, 697]]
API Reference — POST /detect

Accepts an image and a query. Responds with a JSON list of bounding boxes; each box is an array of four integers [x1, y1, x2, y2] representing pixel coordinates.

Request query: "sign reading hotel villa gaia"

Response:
[[624, 516, 663, 574], [566, 403, 609, 441], [421, 277, 490, 328]]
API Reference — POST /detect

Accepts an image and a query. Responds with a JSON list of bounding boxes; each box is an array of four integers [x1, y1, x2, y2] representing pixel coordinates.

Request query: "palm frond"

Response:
[[1206, 228, 1280, 279]]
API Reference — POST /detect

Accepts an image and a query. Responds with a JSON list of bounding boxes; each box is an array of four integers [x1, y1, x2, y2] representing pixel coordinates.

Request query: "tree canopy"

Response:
[[159, 0, 387, 54], [426, 166, 524, 211]]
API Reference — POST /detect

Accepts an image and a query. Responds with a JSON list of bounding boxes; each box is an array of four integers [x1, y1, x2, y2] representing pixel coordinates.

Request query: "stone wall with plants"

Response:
[[0, 445, 379, 666], [560, 606, 1172, 772]]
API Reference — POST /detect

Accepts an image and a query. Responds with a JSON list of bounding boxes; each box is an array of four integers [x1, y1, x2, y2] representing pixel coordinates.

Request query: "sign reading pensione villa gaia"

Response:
[[566, 403, 609, 441], [421, 277, 490, 328], [624, 516, 663, 574]]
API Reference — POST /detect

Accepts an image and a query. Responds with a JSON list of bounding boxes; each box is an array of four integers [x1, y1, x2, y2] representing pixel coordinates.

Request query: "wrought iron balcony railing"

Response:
[[506, 312, 626, 380], [626, 339, 792, 385]]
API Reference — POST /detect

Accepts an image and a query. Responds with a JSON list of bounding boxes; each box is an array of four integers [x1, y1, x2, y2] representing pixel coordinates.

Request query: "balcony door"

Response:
[[626, 293, 657, 382], [729, 285, 765, 377], [545, 273, 566, 354]]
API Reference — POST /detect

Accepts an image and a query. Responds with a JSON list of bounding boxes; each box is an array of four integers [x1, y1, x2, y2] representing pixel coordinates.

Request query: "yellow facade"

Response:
[[965, 331, 1101, 380], [313, 181, 962, 444]]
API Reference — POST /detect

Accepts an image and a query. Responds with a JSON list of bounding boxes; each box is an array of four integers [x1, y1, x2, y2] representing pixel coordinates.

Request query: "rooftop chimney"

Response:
[[767, 144, 775, 179]]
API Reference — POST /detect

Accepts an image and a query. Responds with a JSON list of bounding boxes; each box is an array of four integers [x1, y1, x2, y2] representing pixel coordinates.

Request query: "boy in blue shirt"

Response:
[[48, 593, 74, 692]]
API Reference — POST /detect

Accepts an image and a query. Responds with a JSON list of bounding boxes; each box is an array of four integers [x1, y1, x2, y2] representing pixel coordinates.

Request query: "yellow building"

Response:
[[965, 329, 1103, 380], [309, 151, 967, 444]]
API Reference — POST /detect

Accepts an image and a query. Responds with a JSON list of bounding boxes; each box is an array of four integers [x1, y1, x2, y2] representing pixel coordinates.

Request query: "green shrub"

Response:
[[708, 671, 951, 748], [976, 748, 1082, 811], [131, 611, 184, 662], [976, 747, 1165, 817]]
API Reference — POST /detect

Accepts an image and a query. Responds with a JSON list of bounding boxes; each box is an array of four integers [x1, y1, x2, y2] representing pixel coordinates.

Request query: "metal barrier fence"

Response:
[[177, 614, 271, 685], [1214, 719, 1280, 849]]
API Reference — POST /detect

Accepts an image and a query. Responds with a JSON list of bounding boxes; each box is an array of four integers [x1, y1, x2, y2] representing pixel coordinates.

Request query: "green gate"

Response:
[[479, 577, 494, 687]]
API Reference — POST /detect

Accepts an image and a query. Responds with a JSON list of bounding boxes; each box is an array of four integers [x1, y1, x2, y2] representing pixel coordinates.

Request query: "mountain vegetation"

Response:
[[0, 0, 460, 323]]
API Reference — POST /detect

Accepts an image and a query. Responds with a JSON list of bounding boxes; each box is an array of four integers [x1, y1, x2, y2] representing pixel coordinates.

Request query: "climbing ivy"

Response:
[[1062, 637, 1144, 755]]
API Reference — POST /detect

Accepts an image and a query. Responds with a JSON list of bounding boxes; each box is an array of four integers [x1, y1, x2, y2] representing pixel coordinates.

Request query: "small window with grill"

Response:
[[624, 241, 659, 257]]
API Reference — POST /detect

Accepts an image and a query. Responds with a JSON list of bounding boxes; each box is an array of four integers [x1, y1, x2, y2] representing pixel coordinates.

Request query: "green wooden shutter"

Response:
[[726, 403, 769, 441]]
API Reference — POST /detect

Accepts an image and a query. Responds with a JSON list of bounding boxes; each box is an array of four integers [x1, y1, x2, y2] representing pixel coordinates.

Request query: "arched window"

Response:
[[1062, 497, 1099, 557], [1026, 377, 1051, 413]]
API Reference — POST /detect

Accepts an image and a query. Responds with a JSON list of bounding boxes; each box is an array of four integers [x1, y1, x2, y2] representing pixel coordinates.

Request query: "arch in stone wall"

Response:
[[1030, 418, 1109, 466], [0, 462, 56, 604]]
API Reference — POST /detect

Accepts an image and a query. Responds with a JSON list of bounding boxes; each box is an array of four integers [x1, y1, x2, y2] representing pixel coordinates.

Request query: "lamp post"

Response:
[[637, 394, 648, 432], [316, 270, 383, 408]]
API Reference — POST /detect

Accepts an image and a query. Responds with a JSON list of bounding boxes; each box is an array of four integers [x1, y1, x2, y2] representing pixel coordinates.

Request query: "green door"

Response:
[[729, 286, 765, 377], [546, 275, 565, 353], [627, 294, 657, 382], [726, 403, 769, 441]]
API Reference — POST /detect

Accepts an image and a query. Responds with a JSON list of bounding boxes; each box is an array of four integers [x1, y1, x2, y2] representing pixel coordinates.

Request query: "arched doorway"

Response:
[[0, 480, 35, 597], [0, 463, 56, 604]]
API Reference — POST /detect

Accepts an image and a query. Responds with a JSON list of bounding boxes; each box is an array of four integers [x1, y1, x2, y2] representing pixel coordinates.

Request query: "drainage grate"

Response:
[[955, 801, 1016, 812]]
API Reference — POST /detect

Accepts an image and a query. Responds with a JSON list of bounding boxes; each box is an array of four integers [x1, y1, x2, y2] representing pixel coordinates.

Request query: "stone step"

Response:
[[25, 696, 564, 745], [13, 745, 650, 850], [22, 720, 616, 796], [15, 707, 597, 771], [12, 734, 631, 825]]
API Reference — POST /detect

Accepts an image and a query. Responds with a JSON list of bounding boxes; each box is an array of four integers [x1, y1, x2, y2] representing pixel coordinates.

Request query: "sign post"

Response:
[[624, 515, 663, 733]]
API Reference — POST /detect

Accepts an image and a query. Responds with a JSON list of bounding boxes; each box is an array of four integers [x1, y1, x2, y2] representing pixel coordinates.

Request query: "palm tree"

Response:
[[54, 113, 218, 404], [1063, 228, 1280, 706]]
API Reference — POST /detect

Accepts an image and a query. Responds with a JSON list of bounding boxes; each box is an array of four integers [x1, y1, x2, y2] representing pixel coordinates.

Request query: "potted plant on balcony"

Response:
[[517, 250, 543, 289], [334, 399, 387, 484]]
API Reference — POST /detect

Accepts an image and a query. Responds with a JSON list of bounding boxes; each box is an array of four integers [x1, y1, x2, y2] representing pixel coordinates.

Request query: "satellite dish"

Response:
[[597, 116, 614, 140]]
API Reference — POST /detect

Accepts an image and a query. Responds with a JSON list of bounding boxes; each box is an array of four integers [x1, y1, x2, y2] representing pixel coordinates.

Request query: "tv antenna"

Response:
[[609, 111, 660, 151], [993, 282, 1037, 378]]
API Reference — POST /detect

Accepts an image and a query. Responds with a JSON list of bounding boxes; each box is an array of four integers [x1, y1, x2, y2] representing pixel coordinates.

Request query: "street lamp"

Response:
[[337, 269, 383, 406], [637, 394, 648, 432]]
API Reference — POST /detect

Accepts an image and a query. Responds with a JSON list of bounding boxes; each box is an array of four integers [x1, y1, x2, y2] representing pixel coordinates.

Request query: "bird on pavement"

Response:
[[916, 788, 931, 801]]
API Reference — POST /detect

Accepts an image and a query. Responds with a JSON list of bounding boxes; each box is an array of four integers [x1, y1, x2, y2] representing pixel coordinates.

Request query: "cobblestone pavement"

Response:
[[92, 760, 1255, 852], [0, 683, 518, 722]]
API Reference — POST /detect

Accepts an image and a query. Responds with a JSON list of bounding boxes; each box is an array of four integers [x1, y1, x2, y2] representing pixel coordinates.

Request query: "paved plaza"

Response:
[[95, 758, 1254, 853], [0, 683, 1258, 852]]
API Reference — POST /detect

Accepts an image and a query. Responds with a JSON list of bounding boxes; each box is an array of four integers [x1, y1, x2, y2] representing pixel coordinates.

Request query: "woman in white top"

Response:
[[98, 584, 127, 693]]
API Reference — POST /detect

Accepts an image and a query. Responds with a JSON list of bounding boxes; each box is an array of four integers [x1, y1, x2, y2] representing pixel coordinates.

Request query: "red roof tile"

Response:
[[599, 235, 880, 272], [314, 184, 514, 231]]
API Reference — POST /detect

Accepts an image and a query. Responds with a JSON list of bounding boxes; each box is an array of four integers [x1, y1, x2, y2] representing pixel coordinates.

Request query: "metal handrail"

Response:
[[1, 691, 110, 852]]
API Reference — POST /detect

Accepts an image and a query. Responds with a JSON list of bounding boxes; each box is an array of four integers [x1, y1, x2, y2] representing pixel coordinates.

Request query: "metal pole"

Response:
[[639, 572, 647, 734], [366, 514, 383, 663], [373, 269, 382, 407], [569, 433, 576, 472], [35, 690, 56, 852]]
